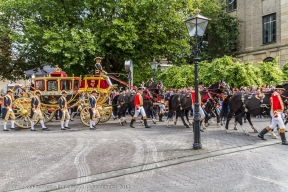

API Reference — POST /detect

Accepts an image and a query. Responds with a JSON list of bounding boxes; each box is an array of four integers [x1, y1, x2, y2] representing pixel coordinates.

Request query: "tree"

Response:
[[0, 0, 241, 84], [281, 62, 288, 82], [257, 59, 283, 86]]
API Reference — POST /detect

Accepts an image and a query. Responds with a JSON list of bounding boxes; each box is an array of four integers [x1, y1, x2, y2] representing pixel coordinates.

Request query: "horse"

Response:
[[146, 81, 165, 122], [225, 90, 288, 135], [166, 81, 228, 128], [113, 91, 156, 126]]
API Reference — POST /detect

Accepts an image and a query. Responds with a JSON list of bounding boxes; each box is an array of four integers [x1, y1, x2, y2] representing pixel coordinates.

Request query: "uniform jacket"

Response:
[[59, 96, 68, 110], [4, 95, 12, 109], [31, 96, 41, 110], [191, 91, 202, 105], [95, 63, 103, 71], [134, 93, 143, 107], [270, 91, 284, 113], [89, 95, 97, 109]]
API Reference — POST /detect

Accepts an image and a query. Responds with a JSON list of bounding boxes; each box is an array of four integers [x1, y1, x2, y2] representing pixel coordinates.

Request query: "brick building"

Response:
[[227, 0, 288, 65]]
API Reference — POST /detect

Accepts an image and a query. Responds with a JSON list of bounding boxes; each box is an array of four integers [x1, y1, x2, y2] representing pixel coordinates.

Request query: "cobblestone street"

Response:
[[0, 116, 287, 192]]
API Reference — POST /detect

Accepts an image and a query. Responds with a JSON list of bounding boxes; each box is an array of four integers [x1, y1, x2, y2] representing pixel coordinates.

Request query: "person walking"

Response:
[[59, 90, 70, 130], [130, 87, 151, 128], [258, 85, 288, 145], [30, 90, 49, 131], [2, 89, 15, 131], [89, 90, 99, 130]]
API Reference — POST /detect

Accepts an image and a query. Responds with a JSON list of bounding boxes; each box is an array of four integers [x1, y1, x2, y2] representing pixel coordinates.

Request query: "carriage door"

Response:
[[61, 80, 72, 91]]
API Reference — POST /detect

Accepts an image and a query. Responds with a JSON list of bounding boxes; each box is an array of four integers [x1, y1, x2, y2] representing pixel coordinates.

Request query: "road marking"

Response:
[[251, 175, 288, 188]]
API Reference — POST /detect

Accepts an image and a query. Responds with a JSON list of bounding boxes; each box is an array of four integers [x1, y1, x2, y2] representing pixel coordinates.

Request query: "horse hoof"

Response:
[[174, 121, 177, 125], [153, 121, 157, 124], [217, 123, 221, 127], [142, 123, 144, 126], [166, 125, 170, 128], [234, 127, 238, 130], [253, 129, 259, 133], [124, 121, 127, 123], [186, 126, 190, 128], [205, 123, 209, 127], [189, 123, 192, 126], [272, 135, 278, 139], [245, 132, 250, 136], [226, 130, 230, 134]]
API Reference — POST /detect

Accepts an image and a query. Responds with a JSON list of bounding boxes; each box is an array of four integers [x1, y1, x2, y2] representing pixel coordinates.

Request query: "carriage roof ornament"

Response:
[[54, 65, 62, 72]]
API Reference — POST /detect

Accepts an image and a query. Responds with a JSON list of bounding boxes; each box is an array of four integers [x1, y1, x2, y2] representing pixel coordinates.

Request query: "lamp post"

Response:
[[150, 61, 159, 81], [184, 8, 210, 150]]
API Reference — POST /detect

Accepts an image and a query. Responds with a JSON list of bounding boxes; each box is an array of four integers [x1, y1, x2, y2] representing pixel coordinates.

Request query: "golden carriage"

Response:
[[12, 67, 117, 128]]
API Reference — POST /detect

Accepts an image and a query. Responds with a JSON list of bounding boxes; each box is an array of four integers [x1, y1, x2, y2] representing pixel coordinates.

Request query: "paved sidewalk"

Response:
[[0, 117, 283, 191]]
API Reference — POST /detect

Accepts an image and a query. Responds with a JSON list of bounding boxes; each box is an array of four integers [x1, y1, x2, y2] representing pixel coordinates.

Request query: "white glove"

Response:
[[9, 108, 12, 112], [33, 110, 36, 113], [93, 110, 96, 114]]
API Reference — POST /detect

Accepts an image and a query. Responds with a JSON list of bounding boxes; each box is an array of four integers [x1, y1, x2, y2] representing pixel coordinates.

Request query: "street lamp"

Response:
[[184, 8, 210, 150], [150, 60, 159, 81]]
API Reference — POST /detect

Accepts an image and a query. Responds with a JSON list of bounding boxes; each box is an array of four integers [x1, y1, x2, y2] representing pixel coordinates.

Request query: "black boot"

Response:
[[258, 127, 269, 140], [159, 114, 164, 122], [130, 119, 135, 128], [280, 132, 288, 145], [144, 119, 151, 128]]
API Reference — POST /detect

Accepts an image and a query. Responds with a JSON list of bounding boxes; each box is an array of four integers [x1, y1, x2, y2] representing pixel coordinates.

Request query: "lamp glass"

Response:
[[150, 61, 159, 70], [184, 14, 209, 38]]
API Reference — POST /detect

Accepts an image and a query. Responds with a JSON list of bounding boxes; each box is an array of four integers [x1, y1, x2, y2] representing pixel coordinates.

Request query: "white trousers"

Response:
[[134, 106, 146, 118], [269, 110, 285, 129], [192, 105, 205, 119], [159, 104, 165, 113]]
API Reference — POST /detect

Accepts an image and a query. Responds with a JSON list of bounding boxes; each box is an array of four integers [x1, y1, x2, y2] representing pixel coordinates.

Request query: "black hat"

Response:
[[35, 90, 41, 94], [61, 90, 68, 94], [275, 85, 285, 90]]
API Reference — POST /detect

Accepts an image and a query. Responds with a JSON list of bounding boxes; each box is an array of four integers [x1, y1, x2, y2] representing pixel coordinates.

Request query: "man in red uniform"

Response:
[[258, 85, 288, 145], [191, 88, 205, 131], [130, 87, 151, 128]]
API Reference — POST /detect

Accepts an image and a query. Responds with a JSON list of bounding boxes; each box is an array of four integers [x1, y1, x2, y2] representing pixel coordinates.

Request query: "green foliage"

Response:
[[158, 56, 284, 88], [257, 58, 283, 85], [157, 65, 194, 89], [281, 62, 288, 81], [0, 0, 241, 82]]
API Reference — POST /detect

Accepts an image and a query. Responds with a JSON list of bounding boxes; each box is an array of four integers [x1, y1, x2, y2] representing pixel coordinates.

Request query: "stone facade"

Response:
[[229, 0, 288, 66]]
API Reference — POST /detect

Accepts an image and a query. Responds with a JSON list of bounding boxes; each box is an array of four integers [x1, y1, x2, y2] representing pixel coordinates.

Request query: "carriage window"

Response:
[[35, 80, 44, 91], [74, 80, 79, 90], [61, 80, 71, 90], [47, 80, 58, 91]]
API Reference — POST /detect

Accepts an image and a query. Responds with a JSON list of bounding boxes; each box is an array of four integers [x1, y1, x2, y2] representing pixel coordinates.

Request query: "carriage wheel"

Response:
[[98, 104, 112, 123], [42, 106, 57, 123], [80, 106, 100, 127], [13, 97, 39, 129]]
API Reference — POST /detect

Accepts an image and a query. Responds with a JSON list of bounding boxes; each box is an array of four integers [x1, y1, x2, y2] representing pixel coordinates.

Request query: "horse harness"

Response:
[[242, 93, 270, 114]]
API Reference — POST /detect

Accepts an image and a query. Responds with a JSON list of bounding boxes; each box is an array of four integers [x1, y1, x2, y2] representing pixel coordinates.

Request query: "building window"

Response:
[[226, 0, 237, 12], [263, 57, 274, 62], [263, 13, 276, 44]]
